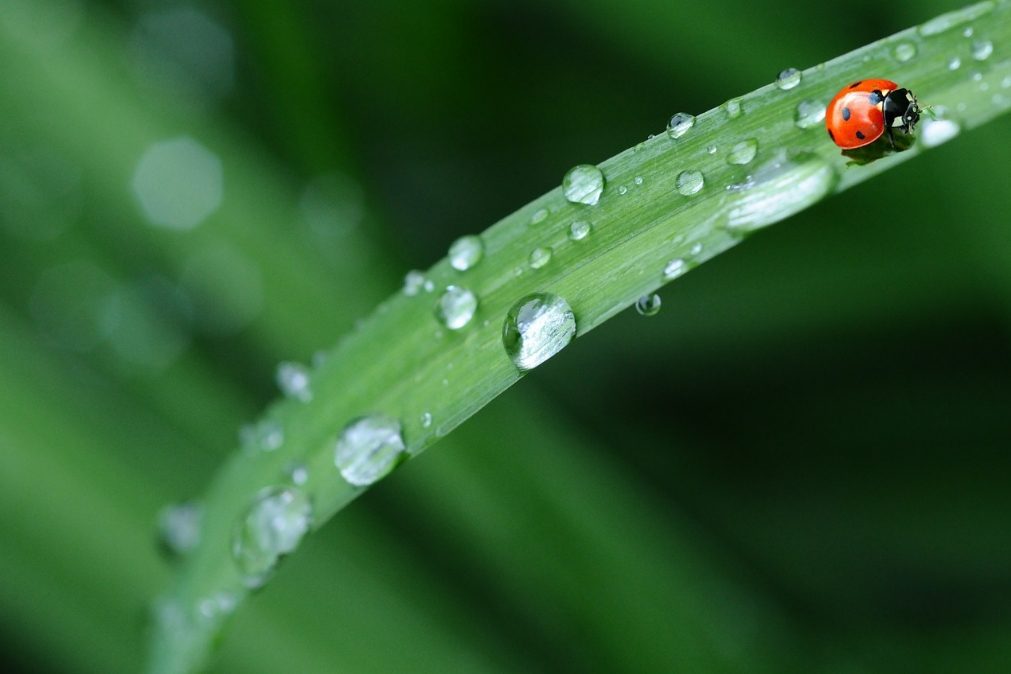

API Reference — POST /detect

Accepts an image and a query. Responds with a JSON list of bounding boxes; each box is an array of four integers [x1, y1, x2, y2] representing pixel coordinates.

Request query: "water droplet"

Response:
[[403, 270, 427, 296], [1003, 75, 1011, 88], [503, 293, 577, 372], [972, 39, 994, 60], [635, 294, 662, 316], [794, 100, 826, 129], [196, 591, 237, 622], [689, 242, 703, 257], [276, 361, 312, 402], [158, 501, 202, 558], [617, 185, 628, 195], [531, 208, 549, 225], [435, 285, 478, 330], [423, 278, 436, 293], [421, 411, 433, 428], [569, 221, 591, 241], [723, 152, 837, 233], [562, 164, 605, 206], [706, 144, 718, 155], [725, 98, 742, 119], [232, 486, 312, 587], [334, 415, 407, 486], [964, 26, 975, 38], [289, 463, 309, 486], [675, 170, 704, 196], [528, 247, 552, 269], [948, 56, 962, 70], [892, 42, 917, 62], [448, 235, 483, 271], [666, 112, 695, 139], [726, 139, 758, 165], [247, 420, 284, 452], [131, 137, 223, 230], [634, 176, 644, 186], [775, 67, 801, 90], [663, 258, 687, 281], [920, 116, 961, 148]]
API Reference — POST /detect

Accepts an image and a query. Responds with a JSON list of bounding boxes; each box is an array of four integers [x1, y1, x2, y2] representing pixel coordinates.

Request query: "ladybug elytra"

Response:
[[825, 79, 921, 149]]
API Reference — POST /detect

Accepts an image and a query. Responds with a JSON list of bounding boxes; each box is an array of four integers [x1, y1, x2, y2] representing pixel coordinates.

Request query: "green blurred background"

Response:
[[2, 0, 1011, 672]]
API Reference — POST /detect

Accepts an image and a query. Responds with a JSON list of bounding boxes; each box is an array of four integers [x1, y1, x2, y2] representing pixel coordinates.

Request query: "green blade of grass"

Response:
[[151, 2, 1011, 671]]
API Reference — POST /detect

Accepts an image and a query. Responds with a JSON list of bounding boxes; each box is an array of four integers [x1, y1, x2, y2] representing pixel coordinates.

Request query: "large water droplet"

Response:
[[334, 415, 407, 486], [158, 501, 203, 558], [569, 220, 591, 241], [775, 67, 801, 90], [562, 164, 605, 206], [919, 116, 961, 147], [726, 139, 758, 165], [676, 170, 705, 196], [892, 42, 917, 62], [503, 293, 576, 372], [448, 235, 483, 271], [276, 361, 312, 402], [435, 285, 478, 330], [403, 270, 427, 296], [794, 100, 826, 129], [663, 258, 687, 281], [232, 486, 312, 587], [724, 152, 836, 233], [635, 294, 662, 316], [971, 39, 994, 60], [528, 246, 552, 269], [666, 112, 695, 139]]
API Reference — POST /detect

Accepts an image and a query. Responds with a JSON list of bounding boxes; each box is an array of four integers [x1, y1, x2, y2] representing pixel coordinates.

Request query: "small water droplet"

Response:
[[794, 100, 826, 129], [920, 116, 961, 148], [666, 112, 695, 139], [892, 42, 917, 62], [448, 235, 483, 271], [972, 71, 984, 81], [423, 279, 436, 293], [421, 411, 433, 428], [775, 67, 801, 90], [725, 99, 743, 119], [196, 591, 237, 622], [971, 39, 994, 60], [948, 56, 962, 70], [663, 258, 687, 281], [675, 170, 704, 196], [158, 501, 203, 558], [617, 185, 628, 195], [635, 294, 662, 316], [531, 208, 549, 225], [435, 285, 478, 330], [289, 463, 309, 486], [403, 270, 427, 296], [964, 26, 975, 37], [1003, 75, 1011, 88], [634, 176, 644, 186], [726, 139, 758, 165], [335, 415, 407, 486], [690, 242, 703, 257], [528, 247, 552, 269], [706, 144, 718, 155], [232, 486, 312, 587], [503, 293, 577, 372], [249, 420, 283, 452], [276, 361, 312, 402], [562, 164, 605, 206], [569, 221, 591, 241]]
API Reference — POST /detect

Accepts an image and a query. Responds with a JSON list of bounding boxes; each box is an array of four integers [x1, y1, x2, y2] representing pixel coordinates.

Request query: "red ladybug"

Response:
[[825, 78, 920, 149]]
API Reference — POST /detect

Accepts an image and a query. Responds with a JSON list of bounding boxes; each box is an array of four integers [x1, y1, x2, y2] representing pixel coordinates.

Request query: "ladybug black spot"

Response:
[[841, 107, 851, 121], [849, 81, 863, 88], [855, 130, 866, 140]]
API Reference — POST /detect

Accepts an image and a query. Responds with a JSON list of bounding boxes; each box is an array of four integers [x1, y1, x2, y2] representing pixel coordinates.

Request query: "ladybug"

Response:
[[825, 79, 921, 149]]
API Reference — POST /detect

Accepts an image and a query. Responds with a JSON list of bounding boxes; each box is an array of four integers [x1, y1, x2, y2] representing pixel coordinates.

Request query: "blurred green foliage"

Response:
[[1, 0, 1011, 672]]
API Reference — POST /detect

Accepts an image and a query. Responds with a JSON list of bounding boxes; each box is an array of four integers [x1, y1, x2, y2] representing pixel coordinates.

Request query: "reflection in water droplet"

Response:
[[971, 39, 994, 60], [503, 293, 577, 372], [276, 362, 312, 402], [794, 100, 826, 129], [448, 235, 483, 271], [892, 42, 917, 62], [726, 139, 758, 165], [635, 294, 662, 316], [531, 208, 549, 225], [569, 221, 591, 241], [131, 136, 223, 230], [676, 170, 705, 196], [663, 258, 687, 281], [775, 67, 801, 90], [334, 415, 407, 486], [528, 247, 552, 269], [562, 164, 605, 206], [158, 501, 203, 558], [232, 487, 312, 587], [920, 117, 962, 147], [666, 112, 695, 139], [403, 270, 427, 296], [435, 285, 478, 330], [724, 152, 837, 233]]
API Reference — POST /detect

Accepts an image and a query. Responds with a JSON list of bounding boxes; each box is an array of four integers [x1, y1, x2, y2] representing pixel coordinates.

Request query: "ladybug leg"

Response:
[[886, 125, 895, 150]]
